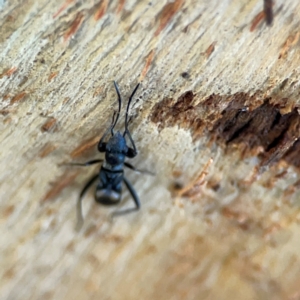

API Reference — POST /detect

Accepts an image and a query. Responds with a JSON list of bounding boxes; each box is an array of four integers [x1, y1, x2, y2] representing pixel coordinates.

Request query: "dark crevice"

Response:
[[226, 118, 253, 144], [150, 91, 300, 171], [265, 130, 286, 152], [270, 111, 282, 129]]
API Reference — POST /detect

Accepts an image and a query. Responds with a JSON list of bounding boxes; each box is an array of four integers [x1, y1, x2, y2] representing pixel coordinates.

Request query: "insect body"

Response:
[[72, 81, 146, 227]]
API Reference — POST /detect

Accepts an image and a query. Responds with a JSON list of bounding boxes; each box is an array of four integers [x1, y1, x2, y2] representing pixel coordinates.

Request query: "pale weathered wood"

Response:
[[1, 1, 300, 299]]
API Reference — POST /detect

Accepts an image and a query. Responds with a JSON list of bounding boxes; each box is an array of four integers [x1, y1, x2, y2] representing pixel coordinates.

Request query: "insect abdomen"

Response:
[[95, 187, 121, 205]]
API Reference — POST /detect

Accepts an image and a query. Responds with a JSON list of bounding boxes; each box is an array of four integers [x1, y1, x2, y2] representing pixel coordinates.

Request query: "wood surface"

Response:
[[1, 0, 300, 299]]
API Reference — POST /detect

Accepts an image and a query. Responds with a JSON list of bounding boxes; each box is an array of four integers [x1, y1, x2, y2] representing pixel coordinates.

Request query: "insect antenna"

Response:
[[124, 83, 140, 135], [123, 82, 139, 133], [123, 83, 140, 154], [111, 81, 122, 135], [110, 111, 116, 135]]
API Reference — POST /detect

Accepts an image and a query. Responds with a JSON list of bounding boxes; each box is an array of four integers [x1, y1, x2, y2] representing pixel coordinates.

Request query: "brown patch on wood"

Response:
[[3, 94, 12, 101], [140, 49, 155, 81], [284, 178, 300, 197], [94, 0, 109, 21], [172, 170, 182, 178], [204, 42, 216, 58], [18, 76, 29, 87], [0, 109, 11, 116], [48, 72, 58, 82], [71, 135, 99, 158], [250, 11, 265, 31], [116, 0, 125, 14], [45, 207, 57, 216], [41, 118, 57, 132], [182, 24, 190, 33], [53, 0, 74, 18], [63, 97, 71, 104], [261, 165, 288, 189], [3, 117, 12, 124], [64, 12, 84, 41], [2, 205, 15, 218], [274, 169, 288, 179], [39, 143, 57, 158], [103, 234, 124, 243], [221, 207, 253, 231], [84, 224, 98, 237], [10, 92, 27, 104], [42, 171, 79, 201], [221, 207, 248, 223], [278, 32, 300, 59], [93, 86, 104, 98], [206, 177, 221, 192], [263, 223, 281, 240], [5, 15, 15, 22], [174, 159, 212, 202], [3, 267, 15, 279], [0, 66, 17, 78], [65, 241, 76, 252], [85, 275, 101, 292], [154, 0, 184, 36], [49, 219, 57, 229]]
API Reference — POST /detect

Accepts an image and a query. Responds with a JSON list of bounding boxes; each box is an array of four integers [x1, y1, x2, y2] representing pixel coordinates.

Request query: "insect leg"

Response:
[[124, 162, 154, 175], [76, 174, 98, 229], [111, 176, 140, 218], [123, 176, 140, 209], [65, 159, 103, 167]]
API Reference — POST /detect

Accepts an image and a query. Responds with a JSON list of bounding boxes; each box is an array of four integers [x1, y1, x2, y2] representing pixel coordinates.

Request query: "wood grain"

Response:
[[0, 1, 300, 299]]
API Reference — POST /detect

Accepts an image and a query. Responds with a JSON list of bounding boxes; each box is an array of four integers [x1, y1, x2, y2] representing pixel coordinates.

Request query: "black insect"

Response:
[[71, 81, 150, 227]]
